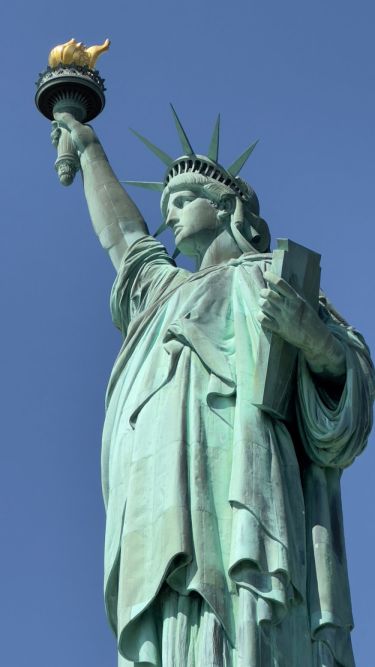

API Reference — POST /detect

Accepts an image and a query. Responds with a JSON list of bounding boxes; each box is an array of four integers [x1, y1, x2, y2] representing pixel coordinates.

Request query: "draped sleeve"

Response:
[[296, 299, 375, 468], [110, 235, 190, 337], [296, 298, 374, 666]]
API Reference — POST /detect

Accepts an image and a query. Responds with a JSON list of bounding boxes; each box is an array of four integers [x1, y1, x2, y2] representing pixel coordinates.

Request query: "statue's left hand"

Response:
[[257, 271, 346, 378], [257, 271, 319, 350]]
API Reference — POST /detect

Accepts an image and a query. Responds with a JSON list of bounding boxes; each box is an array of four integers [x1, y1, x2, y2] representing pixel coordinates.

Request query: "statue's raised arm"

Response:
[[35, 37, 148, 270], [52, 112, 148, 270]]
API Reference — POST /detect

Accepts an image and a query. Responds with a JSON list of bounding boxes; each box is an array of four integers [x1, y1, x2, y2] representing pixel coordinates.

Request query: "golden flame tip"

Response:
[[48, 38, 110, 69]]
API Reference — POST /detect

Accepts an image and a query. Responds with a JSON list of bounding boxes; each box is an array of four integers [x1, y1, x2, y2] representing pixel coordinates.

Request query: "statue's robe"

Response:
[[102, 236, 374, 666]]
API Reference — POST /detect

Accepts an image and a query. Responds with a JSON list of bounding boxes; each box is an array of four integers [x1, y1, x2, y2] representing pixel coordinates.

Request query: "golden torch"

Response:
[[35, 38, 110, 185]]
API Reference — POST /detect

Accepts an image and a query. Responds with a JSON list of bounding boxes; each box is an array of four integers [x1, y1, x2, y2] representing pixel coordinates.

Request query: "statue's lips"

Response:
[[167, 222, 183, 236]]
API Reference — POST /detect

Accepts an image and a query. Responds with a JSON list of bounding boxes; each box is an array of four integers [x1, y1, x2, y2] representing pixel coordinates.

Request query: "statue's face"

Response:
[[165, 190, 221, 255]]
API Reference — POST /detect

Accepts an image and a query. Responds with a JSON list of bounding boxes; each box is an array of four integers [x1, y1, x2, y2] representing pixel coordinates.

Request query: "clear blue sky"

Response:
[[1, 1, 374, 665]]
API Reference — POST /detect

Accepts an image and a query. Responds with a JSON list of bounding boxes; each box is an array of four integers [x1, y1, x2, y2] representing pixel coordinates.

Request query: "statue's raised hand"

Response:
[[51, 111, 98, 157]]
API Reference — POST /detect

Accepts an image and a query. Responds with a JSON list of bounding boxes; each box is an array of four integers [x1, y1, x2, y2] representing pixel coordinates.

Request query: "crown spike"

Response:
[[129, 129, 174, 167], [207, 114, 220, 162], [227, 140, 259, 176], [121, 180, 164, 191], [170, 104, 194, 156], [153, 222, 168, 237]]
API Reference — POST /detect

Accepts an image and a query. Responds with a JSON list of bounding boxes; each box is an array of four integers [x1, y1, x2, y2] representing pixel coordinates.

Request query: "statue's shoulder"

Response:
[[230, 251, 273, 273]]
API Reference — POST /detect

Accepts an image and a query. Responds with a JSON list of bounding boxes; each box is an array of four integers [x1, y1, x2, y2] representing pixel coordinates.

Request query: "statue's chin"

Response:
[[174, 234, 196, 257]]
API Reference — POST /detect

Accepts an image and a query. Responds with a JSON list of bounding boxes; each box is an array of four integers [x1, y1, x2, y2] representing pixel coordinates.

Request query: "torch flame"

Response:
[[48, 38, 110, 69]]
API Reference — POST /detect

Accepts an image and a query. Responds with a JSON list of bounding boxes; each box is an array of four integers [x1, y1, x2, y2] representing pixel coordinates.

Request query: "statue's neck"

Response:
[[196, 229, 245, 270]]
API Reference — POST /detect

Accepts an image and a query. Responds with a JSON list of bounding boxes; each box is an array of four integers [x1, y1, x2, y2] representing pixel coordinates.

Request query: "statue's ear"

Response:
[[247, 212, 271, 253], [218, 193, 236, 215]]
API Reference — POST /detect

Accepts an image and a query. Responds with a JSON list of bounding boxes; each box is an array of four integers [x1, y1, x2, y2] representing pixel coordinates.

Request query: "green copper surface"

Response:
[[122, 180, 164, 191], [50, 109, 374, 667], [170, 103, 195, 155], [227, 139, 259, 176], [207, 113, 220, 162], [129, 128, 174, 166]]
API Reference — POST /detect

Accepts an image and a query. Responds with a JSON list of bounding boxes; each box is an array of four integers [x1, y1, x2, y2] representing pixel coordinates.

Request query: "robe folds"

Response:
[[102, 236, 374, 666]]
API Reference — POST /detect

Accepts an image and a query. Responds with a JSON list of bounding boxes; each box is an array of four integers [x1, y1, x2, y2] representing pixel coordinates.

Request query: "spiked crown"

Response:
[[125, 105, 260, 217]]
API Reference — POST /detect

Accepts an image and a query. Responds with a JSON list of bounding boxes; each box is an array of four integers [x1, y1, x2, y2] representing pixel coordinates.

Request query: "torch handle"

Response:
[[55, 127, 80, 187]]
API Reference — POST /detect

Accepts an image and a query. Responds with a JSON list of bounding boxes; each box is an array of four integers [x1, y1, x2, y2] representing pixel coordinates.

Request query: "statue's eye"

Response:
[[181, 197, 195, 207], [173, 197, 183, 209], [173, 195, 196, 209]]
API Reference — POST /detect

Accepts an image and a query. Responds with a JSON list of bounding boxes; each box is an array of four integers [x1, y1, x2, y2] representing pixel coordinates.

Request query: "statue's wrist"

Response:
[[303, 329, 346, 379], [80, 140, 108, 168]]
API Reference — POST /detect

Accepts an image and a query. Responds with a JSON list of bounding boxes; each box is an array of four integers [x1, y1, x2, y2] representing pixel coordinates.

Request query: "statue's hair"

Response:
[[161, 172, 270, 253]]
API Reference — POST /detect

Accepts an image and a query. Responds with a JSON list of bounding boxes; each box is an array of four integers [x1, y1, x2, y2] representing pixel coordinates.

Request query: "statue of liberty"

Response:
[[51, 105, 374, 667]]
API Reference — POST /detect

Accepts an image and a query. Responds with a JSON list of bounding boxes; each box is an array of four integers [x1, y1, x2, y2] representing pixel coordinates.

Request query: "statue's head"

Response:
[[125, 106, 271, 258], [160, 167, 270, 257]]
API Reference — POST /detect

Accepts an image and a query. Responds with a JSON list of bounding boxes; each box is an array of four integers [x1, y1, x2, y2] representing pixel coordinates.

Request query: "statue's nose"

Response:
[[166, 206, 179, 227]]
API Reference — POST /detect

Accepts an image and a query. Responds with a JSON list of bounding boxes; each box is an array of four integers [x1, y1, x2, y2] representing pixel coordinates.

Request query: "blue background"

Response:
[[1, 1, 374, 664]]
